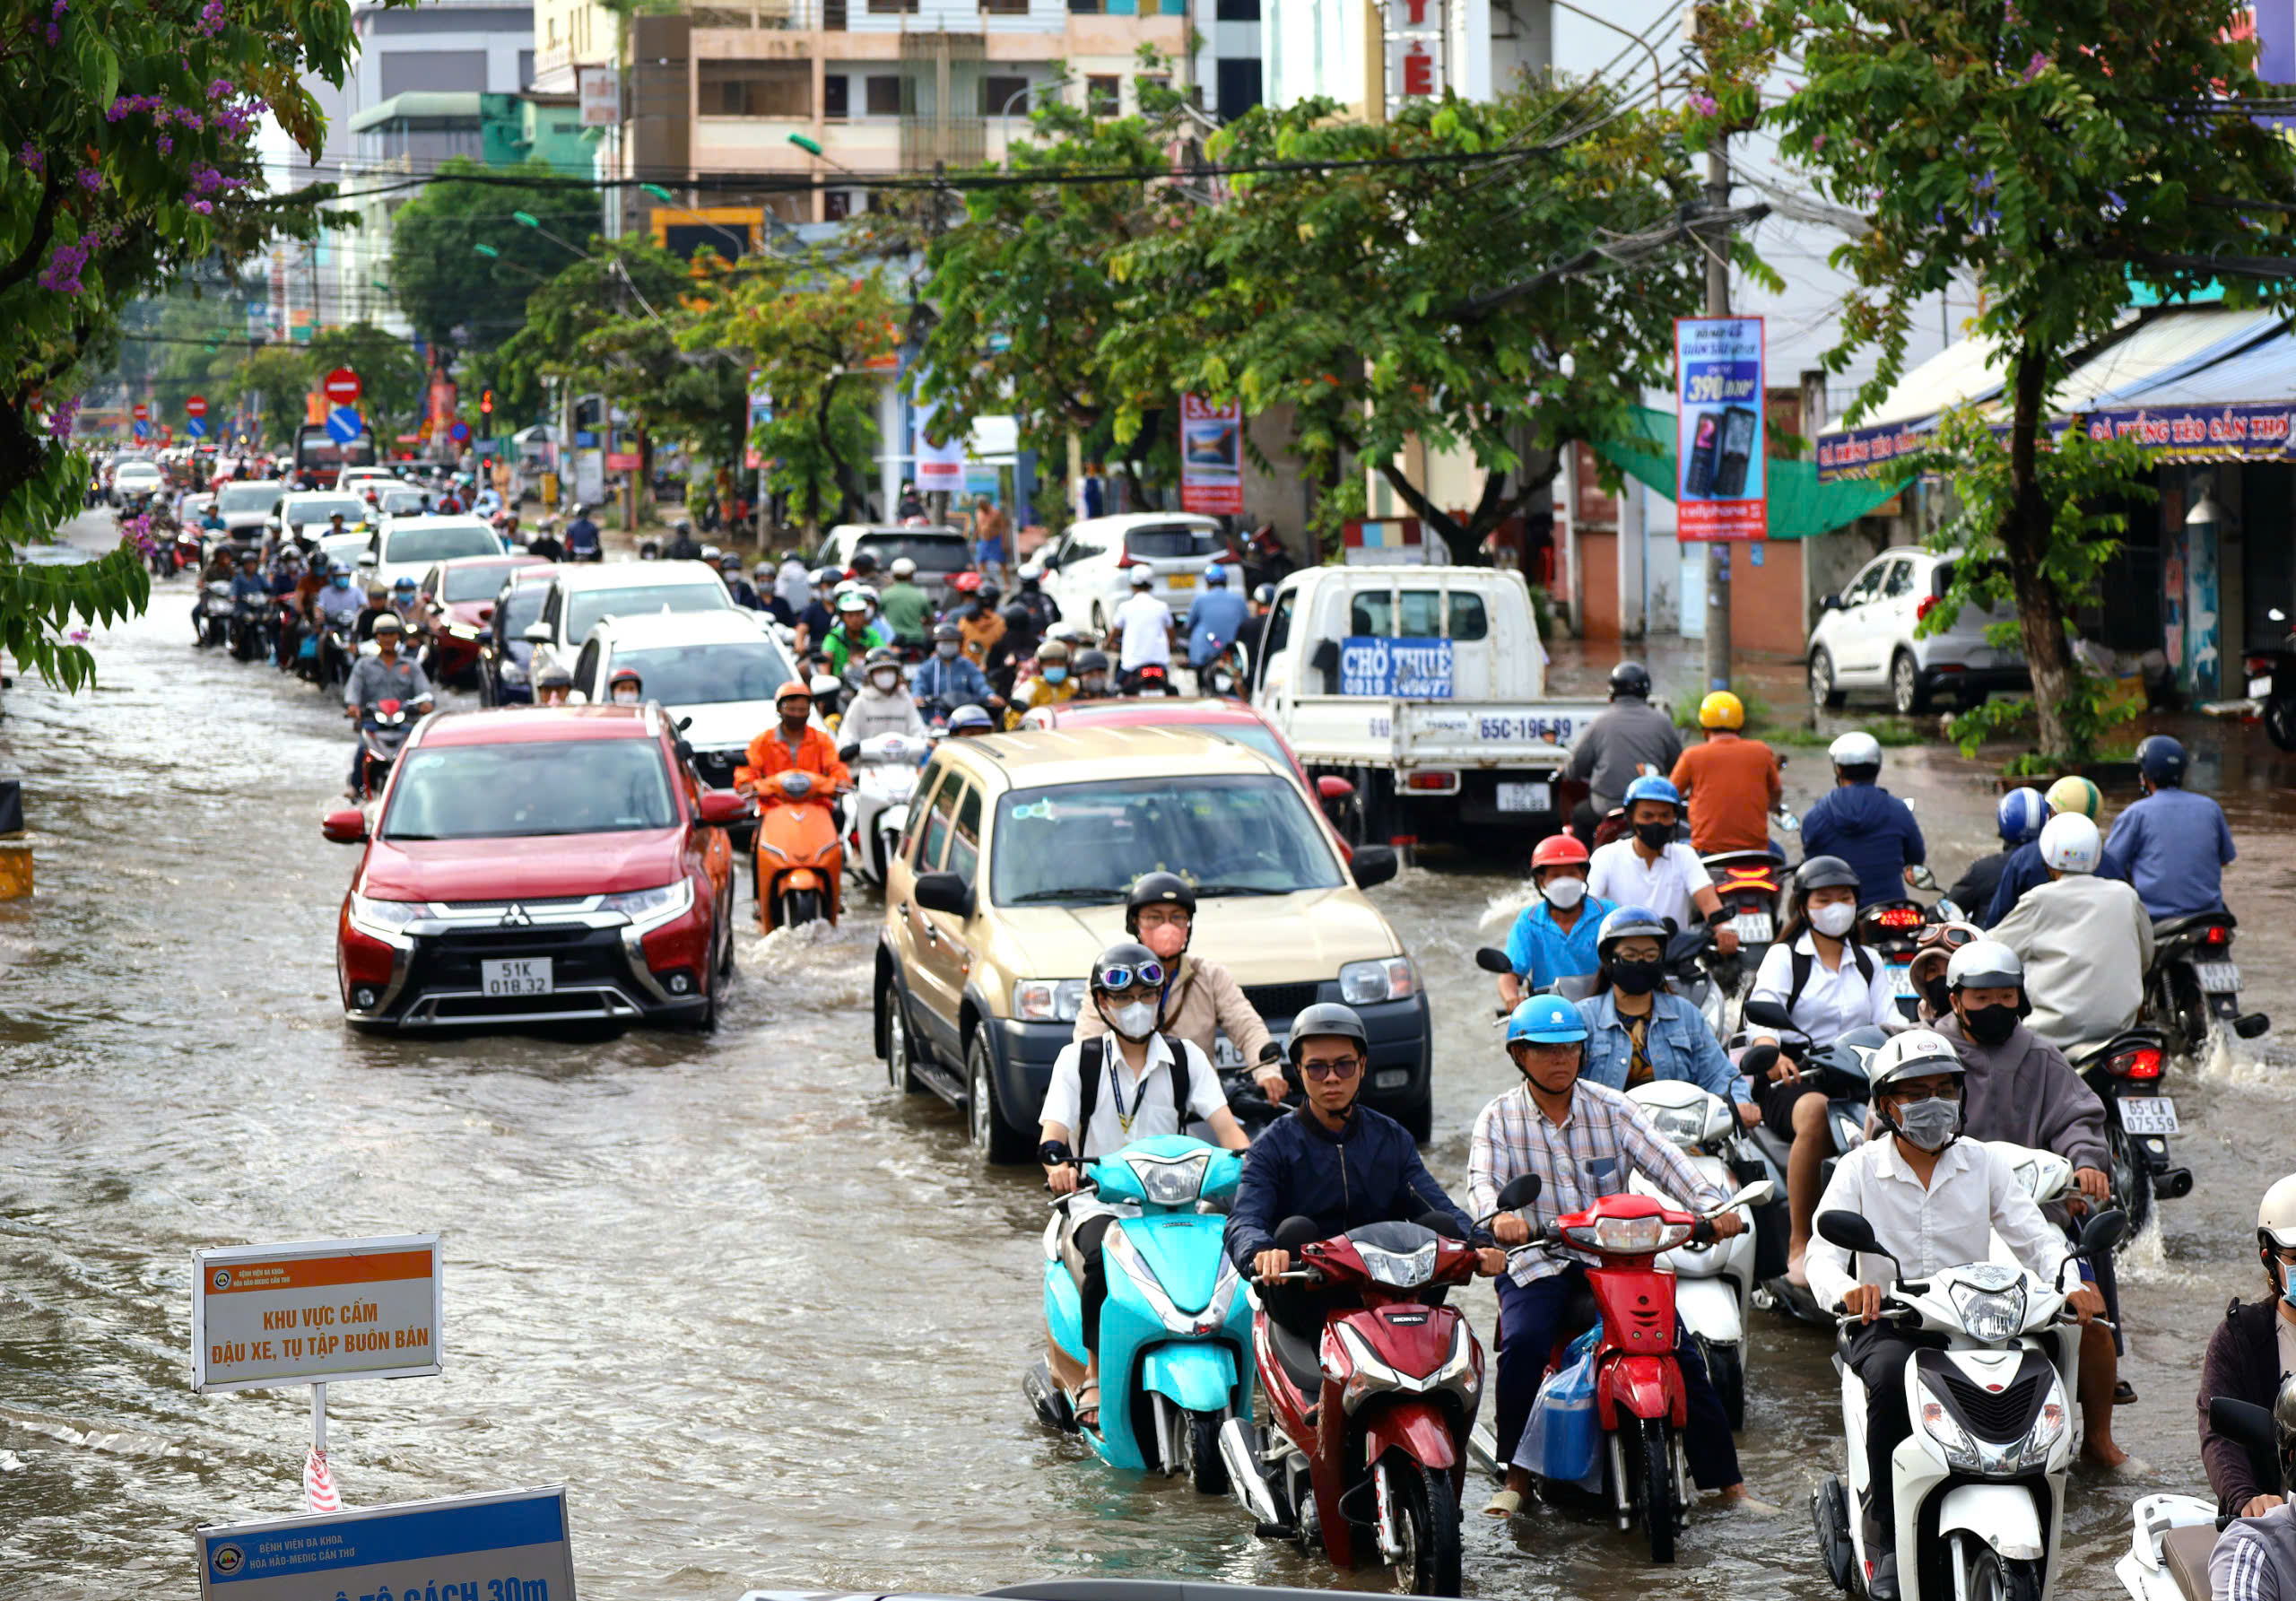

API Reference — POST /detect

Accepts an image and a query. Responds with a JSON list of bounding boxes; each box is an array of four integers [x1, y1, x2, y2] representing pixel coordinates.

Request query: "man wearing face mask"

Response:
[[839, 647, 928, 743], [1039, 942, 1252, 1430], [1573, 906, 1757, 1124], [605, 666, 646, 707], [737, 681, 850, 813], [911, 622, 997, 722], [1014, 639, 1081, 713], [1585, 776, 1740, 955], [1073, 873, 1289, 1105], [1071, 647, 1114, 700], [1495, 833, 1614, 1007], [1808, 1031, 2100, 1599], [1904, 919, 1981, 1025]]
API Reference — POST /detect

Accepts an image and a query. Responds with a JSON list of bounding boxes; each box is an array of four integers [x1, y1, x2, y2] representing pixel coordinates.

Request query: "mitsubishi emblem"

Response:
[[500, 903, 533, 927]]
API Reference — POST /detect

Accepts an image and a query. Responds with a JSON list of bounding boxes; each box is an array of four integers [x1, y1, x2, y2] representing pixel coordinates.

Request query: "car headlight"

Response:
[[1950, 1283, 2027, 1344], [1338, 956, 1418, 1005], [1356, 1239, 1438, 1288], [1917, 1385, 1985, 1474], [600, 879, 693, 927], [348, 892, 426, 937], [1013, 978, 1089, 1022], [1130, 1153, 1210, 1206]]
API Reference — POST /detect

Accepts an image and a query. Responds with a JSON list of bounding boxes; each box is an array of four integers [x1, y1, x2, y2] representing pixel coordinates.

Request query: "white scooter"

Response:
[[2118, 1389, 2288, 1601], [1809, 1196, 2126, 1601], [1625, 1079, 1763, 1430], [841, 731, 932, 889]]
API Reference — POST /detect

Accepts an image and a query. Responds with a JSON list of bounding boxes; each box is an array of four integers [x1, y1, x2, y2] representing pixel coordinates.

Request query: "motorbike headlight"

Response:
[[1356, 1240, 1438, 1288], [347, 892, 426, 937], [1338, 956, 1418, 1005], [599, 879, 693, 927], [1129, 1153, 1211, 1207], [1916, 1386, 1985, 1474], [1647, 1103, 1709, 1151], [1335, 1323, 1404, 1414], [2017, 1374, 2071, 1468], [1949, 1282, 2028, 1344], [1013, 978, 1088, 1022]]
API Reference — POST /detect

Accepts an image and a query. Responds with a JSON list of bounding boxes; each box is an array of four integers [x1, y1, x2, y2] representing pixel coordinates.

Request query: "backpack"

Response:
[[1075, 1034, 1189, 1153], [1787, 941, 1874, 1019]]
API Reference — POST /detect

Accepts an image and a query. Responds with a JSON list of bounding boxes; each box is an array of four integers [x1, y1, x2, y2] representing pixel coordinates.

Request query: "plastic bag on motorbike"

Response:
[[1516, 1326, 1605, 1492]]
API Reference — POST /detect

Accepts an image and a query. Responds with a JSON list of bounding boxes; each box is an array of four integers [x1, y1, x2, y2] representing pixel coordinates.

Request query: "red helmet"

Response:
[[1531, 832, 1589, 871], [951, 571, 982, 594]]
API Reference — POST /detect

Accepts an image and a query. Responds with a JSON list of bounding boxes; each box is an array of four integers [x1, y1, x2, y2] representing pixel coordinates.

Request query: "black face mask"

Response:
[[1921, 976, 1951, 1015], [1632, 822, 1674, 852], [1961, 1003, 2018, 1047], [1608, 959, 1664, 996]]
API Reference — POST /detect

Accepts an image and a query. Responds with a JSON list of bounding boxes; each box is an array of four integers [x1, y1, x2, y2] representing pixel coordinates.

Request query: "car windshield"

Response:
[[1205, 723, 1291, 770], [387, 524, 499, 564], [442, 561, 524, 602], [990, 773, 1340, 906], [850, 532, 969, 570], [497, 581, 548, 633], [218, 484, 277, 511], [381, 738, 678, 840], [291, 496, 366, 525], [318, 534, 369, 565], [1124, 523, 1222, 561], [566, 582, 731, 640], [379, 491, 426, 513], [613, 640, 794, 705]]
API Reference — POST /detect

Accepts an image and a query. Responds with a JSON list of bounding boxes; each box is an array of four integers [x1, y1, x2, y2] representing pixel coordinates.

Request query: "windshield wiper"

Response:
[[1187, 883, 1290, 897], [383, 831, 436, 840], [1005, 887, 1126, 904]]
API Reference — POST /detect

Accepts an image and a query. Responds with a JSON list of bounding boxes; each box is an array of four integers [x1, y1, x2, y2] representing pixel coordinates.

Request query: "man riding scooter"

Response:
[[736, 680, 851, 926], [1563, 662, 1682, 839], [341, 614, 432, 797]]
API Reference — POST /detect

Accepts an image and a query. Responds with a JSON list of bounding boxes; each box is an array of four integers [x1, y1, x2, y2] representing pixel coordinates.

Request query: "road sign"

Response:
[[133, 419, 149, 439], [325, 405, 364, 444], [448, 421, 472, 444], [193, 1234, 441, 1394], [187, 418, 207, 439], [132, 401, 149, 421], [322, 367, 361, 405], [196, 1485, 573, 1601], [186, 395, 209, 418]]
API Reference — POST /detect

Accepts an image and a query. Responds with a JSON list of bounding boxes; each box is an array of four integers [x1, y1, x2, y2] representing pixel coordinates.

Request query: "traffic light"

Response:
[[479, 389, 494, 415]]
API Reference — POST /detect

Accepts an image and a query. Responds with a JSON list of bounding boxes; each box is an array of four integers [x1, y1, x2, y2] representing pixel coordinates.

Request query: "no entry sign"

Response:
[[132, 402, 149, 421], [322, 368, 361, 405], [186, 394, 209, 418]]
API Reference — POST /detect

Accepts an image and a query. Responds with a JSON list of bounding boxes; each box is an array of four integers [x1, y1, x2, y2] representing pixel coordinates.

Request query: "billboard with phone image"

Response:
[[1675, 317, 1766, 540]]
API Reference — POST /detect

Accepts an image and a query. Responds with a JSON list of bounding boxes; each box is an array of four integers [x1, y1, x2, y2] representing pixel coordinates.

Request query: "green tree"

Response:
[[1761, 0, 2296, 760], [387, 159, 596, 356], [237, 344, 315, 446], [307, 322, 426, 442]]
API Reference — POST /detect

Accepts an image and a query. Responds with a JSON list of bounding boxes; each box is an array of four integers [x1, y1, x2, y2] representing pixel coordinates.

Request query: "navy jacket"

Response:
[[1225, 1103, 1477, 1271], [1983, 836, 2129, 927], [1800, 781, 1926, 907]]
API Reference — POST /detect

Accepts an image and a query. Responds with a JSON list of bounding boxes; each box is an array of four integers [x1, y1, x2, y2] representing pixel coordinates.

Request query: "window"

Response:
[[574, 640, 602, 696], [699, 59, 812, 117], [517, 49, 535, 86], [1349, 589, 1488, 640], [1123, 522, 1222, 560], [1879, 557, 1915, 600], [865, 74, 903, 115], [564, 581, 735, 641], [918, 772, 963, 870], [380, 740, 679, 841], [1214, 0, 1259, 16], [1068, 0, 1100, 12], [980, 0, 1028, 13], [903, 762, 950, 862], [379, 50, 487, 97], [1263, 589, 1294, 657], [1215, 56, 1262, 118], [823, 73, 849, 118], [1843, 561, 1886, 605], [610, 641, 801, 705], [980, 74, 1030, 115], [947, 787, 983, 885], [1086, 74, 1119, 116], [989, 774, 1342, 907], [823, 188, 854, 221], [867, 0, 918, 13]]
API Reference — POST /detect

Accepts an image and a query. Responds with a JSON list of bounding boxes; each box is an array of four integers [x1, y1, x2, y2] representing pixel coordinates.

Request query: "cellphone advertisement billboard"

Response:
[[1675, 317, 1766, 540]]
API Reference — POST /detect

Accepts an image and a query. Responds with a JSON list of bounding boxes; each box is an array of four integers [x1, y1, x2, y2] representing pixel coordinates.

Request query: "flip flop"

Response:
[[1075, 1380, 1101, 1433], [1483, 1489, 1523, 1518]]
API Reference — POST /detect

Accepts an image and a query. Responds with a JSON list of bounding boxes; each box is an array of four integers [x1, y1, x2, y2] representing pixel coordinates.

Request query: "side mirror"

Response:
[[1907, 864, 1939, 892], [1417, 1210, 1466, 1241], [1495, 1173, 1542, 1213], [2078, 1207, 2127, 1258], [913, 870, 974, 918], [1720, 1179, 1777, 1212], [476, 605, 494, 623], [320, 807, 369, 844], [1743, 999, 1796, 1031], [1316, 774, 1356, 803], [1815, 1208, 1885, 1258], [697, 789, 752, 827], [522, 622, 552, 646], [1933, 896, 1964, 921], [1474, 946, 1514, 975], [1273, 1214, 1324, 1252], [839, 742, 861, 762], [2212, 1397, 2283, 1502], [1350, 843, 1399, 890], [809, 673, 843, 700], [1820, 592, 1844, 611]]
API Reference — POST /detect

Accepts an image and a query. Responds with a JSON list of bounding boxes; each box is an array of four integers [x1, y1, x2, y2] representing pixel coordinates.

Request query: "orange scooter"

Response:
[[735, 766, 846, 931]]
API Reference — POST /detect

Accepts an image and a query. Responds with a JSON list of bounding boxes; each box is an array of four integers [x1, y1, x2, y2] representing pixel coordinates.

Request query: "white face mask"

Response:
[[1541, 875, 1587, 910], [612, 688, 640, 706], [872, 670, 900, 692], [1810, 901, 1857, 938], [1110, 1000, 1159, 1040]]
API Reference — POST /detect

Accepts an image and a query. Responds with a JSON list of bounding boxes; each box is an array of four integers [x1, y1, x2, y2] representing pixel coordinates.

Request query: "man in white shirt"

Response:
[[1807, 1030, 2101, 1601], [1991, 812, 2154, 1057], [1584, 776, 1739, 953], [1038, 941, 1250, 1430], [1109, 565, 1176, 687]]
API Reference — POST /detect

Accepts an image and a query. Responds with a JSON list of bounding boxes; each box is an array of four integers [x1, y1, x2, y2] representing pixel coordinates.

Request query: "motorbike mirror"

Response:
[[1742, 999, 1798, 1032], [1273, 1214, 1324, 1253], [1315, 774, 1356, 802], [1350, 843, 1399, 890], [1907, 864, 1939, 891], [808, 673, 842, 700], [1474, 946, 1514, 975], [1416, 1210, 1466, 1241], [1816, 1208, 1888, 1260], [2273, 607, 2288, 623], [676, 716, 694, 732], [1716, 1179, 1776, 1213], [2077, 1207, 2127, 1258], [1776, 807, 1802, 833], [1933, 896, 1965, 922], [320, 806, 369, 845], [1495, 1173, 1542, 1213], [2212, 1397, 2283, 1497]]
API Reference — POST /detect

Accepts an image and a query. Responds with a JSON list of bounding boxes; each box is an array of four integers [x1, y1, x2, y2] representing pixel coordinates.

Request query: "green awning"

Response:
[[1592, 406, 1909, 540]]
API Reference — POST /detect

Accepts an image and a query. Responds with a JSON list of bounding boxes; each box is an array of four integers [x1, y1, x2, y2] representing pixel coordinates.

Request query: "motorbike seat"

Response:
[[2161, 1522, 2219, 1601], [1265, 1316, 1325, 1395], [2152, 911, 2233, 942]]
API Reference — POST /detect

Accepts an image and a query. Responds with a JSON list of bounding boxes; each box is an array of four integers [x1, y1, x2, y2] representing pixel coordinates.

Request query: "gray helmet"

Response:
[[864, 645, 902, 671], [932, 622, 962, 643], [1074, 648, 1110, 676], [1795, 855, 1860, 895], [1090, 940, 1166, 996], [535, 661, 574, 689], [1286, 1001, 1370, 1066], [1594, 903, 1674, 962]]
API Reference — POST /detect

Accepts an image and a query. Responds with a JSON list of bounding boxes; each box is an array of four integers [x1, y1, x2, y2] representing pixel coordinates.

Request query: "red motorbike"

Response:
[[1218, 1176, 1536, 1597]]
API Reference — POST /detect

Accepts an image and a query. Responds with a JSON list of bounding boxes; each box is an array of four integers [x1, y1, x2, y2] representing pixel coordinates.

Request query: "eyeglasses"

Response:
[[1095, 960, 1165, 992], [1300, 1057, 1363, 1082], [1882, 1083, 1961, 1105]]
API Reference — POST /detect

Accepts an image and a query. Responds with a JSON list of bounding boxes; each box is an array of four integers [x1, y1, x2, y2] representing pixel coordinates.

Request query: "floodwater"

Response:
[[5, 512, 2296, 1599]]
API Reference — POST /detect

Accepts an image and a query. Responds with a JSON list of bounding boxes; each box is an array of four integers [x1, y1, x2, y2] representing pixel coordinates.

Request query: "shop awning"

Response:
[[1596, 407, 1909, 540], [2097, 320, 2296, 407], [2052, 308, 2284, 410], [1813, 334, 2013, 481]]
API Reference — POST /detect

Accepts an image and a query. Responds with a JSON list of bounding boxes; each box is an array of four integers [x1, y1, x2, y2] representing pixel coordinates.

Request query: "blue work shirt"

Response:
[[1983, 835, 2130, 927], [910, 652, 992, 715], [1184, 588, 1250, 668], [562, 516, 601, 555], [1800, 781, 1926, 907], [2105, 787, 2236, 921], [1574, 989, 1750, 1106], [1503, 895, 1615, 991]]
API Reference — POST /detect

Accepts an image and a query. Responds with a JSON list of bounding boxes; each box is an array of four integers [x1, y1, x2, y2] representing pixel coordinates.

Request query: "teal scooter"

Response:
[[1024, 1133, 1252, 1491]]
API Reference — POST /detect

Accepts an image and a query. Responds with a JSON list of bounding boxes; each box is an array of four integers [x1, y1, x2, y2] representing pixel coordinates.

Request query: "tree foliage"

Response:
[[387, 159, 595, 355]]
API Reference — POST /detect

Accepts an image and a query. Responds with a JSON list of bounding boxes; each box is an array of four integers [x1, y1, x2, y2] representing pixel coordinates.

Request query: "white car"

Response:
[[523, 560, 740, 678], [275, 491, 371, 543], [363, 515, 506, 591], [813, 524, 972, 592], [1033, 511, 1233, 632], [111, 461, 165, 506], [338, 466, 399, 494], [1807, 546, 2031, 715], [568, 609, 804, 796], [212, 480, 284, 539]]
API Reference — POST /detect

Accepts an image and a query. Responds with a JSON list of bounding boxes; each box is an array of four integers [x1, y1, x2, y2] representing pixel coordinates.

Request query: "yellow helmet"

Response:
[[1698, 690, 1745, 730], [2043, 775, 2101, 821]]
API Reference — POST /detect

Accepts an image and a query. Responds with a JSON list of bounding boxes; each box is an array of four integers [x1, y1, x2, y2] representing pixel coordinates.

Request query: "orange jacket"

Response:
[[736, 724, 849, 799]]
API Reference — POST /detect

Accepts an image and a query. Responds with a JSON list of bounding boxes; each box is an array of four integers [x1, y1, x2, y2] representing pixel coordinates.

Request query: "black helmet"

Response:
[[947, 703, 995, 735], [1090, 939, 1166, 996], [1608, 661, 1652, 700], [932, 622, 961, 643], [1125, 871, 1197, 935], [849, 549, 880, 572], [1286, 1002, 1370, 1066], [1000, 602, 1032, 631], [1795, 854, 1859, 895], [864, 645, 902, 671], [2137, 734, 2188, 787], [1074, 648, 1110, 676], [978, 583, 1003, 607], [1594, 903, 1673, 963]]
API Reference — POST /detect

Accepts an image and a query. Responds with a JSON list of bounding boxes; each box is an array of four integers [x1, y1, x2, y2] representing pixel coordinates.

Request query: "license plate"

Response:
[[1495, 781, 1551, 813], [1730, 910, 1773, 944], [2253, 675, 2275, 698], [481, 957, 552, 996], [2196, 961, 2241, 993], [1890, 961, 1918, 997], [1165, 572, 1196, 589], [1213, 1033, 1247, 1071], [2119, 1096, 2179, 1135]]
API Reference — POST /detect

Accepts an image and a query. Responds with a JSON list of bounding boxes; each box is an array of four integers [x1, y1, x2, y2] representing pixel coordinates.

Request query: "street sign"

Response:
[[322, 367, 361, 405], [133, 419, 149, 439], [161, 425, 173, 445], [448, 421, 472, 444], [1178, 394, 1244, 516], [192, 1233, 441, 1394], [325, 405, 364, 444], [196, 1485, 574, 1601], [186, 395, 209, 418], [132, 402, 149, 421], [187, 418, 207, 438], [1674, 316, 1768, 541]]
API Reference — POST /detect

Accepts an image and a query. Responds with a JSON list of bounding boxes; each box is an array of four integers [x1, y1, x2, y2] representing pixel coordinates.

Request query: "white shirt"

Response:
[[1746, 932, 1900, 1048], [1113, 593, 1174, 671], [1039, 1032, 1224, 1159], [1585, 838, 1710, 931], [1806, 1135, 2068, 1313]]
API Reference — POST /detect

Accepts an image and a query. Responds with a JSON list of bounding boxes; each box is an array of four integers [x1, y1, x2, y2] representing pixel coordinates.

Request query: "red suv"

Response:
[[322, 704, 744, 1031]]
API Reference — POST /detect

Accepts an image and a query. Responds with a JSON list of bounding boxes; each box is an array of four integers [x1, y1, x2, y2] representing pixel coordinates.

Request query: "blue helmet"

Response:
[[1596, 904, 1673, 961], [1996, 787, 2047, 845], [2137, 735, 2188, 787], [1622, 774, 1683, 811], [1203, 561, 1229, 586], [1506, 994, 1588, 1047]]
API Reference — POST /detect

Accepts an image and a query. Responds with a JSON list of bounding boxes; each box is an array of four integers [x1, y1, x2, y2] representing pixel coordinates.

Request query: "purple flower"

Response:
[[67, 628, 91, 644], [1687, 91, 1719, 117], [45, 22, 57, 41], [38, 232, 92, 294], [76, 168, 99, 191], [48, 396, 80, 439], [157, 135, 172, 153], [20, 142, 41, 173], [196, 0, 226, 32], [209, 78, 232, 100], [188, 199, 213, 213], [1812, 132, 1827, 151], [2023, 51, 2048, 79]]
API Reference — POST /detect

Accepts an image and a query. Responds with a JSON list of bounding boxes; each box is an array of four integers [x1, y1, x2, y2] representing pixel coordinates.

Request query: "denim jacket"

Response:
[[1574, 989, 1747, 1105]]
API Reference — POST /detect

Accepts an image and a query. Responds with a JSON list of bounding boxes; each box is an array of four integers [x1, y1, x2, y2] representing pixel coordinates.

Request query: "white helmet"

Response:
[[1945, 938, 2024, 994], [1866, 1028, 1965, 1092], [2260, 1175, 2296, 1252], [1829, 730, 1883, 768], [2039, 812, 2100, 874], [890, 556, 917, 579], [1128, 563, 1155, 588]]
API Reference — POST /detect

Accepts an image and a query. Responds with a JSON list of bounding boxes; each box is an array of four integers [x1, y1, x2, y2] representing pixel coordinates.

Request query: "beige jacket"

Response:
[[1073, 954, 1276, 1074]]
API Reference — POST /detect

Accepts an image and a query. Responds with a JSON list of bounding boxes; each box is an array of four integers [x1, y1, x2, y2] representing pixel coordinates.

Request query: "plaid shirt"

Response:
[[1467, 1078, 1726, 1286]]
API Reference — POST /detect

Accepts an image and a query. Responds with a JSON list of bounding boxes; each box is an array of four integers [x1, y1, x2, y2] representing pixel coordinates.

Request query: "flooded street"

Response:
[[7, 513, 2296, 1599]]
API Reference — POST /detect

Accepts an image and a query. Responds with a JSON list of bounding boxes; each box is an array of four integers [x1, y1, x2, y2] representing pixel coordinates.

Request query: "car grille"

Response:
[[404, 927, 629, 991], [1939, 1367, 2049, 1443], [1243, 983, 1325, 1020]]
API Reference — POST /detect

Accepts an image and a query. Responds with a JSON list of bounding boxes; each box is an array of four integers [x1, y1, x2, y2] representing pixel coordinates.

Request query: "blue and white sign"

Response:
[[197, 1486, 576, 1601], [1339, 636, 1454, 699], [448, 421, 473, 444], [133, 419, 150, 439], [1674, 315, 1766, 541], [325, 405, 364, 444], [187, 417, 207, 439]]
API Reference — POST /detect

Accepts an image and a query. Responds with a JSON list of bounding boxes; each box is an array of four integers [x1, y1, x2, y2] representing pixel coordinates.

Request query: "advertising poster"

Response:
[[197, 1486, 575, 1601], [1675, 317, 1767, 540], [193, 1235, 441, 1394], [1178, 395, 1243, 515], [1338, 637, 1454, 699]]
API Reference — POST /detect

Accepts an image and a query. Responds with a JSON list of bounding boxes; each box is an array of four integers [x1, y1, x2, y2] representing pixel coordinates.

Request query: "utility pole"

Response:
[[1701, 136, 1732, 694]]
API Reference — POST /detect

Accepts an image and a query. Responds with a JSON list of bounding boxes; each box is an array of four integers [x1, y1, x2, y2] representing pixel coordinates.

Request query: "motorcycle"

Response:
[[840, 732, 931, 890], [2116, 1397, 2281, 1601], [1809, 1203, 2125, 1601], [1023, 1135, 1253, 1487], [1705, 849, 1787, 979], [2143, 909, 2269, 1060], [172, 524, 206, 575], [228, 591, 271, 662], [1473, 923, 1730, 1040], [194, 580, 233, 648], [1121, 661, 1176, 698], [740, 768, 843, 931], [1739, 1000, 1886, 1327], [1218, 1178, 1536, 1596], [1200, 636, 1248, 700], [2248, 605, 2296, 752], [2073, 1027, 2192, 1251], [316, 617, 355, 689], [353, 696, 422, 803]]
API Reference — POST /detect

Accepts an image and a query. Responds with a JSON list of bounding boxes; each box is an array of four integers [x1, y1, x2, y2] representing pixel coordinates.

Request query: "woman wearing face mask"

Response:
[[1744, 854, 1903, 1284], [606, 666, 645, 706], [839, 647, 927, 743], [1015, 639, 1080, 713], [1495, 833, 1614, 1008], [2200, 1178, 2296, 1518], [1073, 873, 1291, 1106], [1573, 906, 1758, 1124]]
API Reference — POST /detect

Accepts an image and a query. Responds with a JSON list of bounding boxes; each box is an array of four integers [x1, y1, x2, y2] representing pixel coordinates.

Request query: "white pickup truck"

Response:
[[1249, 565, 1611, 841]]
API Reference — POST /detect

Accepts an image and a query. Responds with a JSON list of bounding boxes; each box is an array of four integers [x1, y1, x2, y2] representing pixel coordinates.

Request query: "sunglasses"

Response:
[[1882, 1083, 1961, 1105], [1096, 961, 1165, 992], [1300, 1057, 1363, 1082]]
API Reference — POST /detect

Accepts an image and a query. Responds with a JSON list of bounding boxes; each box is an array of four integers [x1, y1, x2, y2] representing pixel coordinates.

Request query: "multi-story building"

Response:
[[1265, 0, 1548, 116]]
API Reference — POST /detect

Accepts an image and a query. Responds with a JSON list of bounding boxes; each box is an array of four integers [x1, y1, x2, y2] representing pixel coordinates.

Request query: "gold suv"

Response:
[[871, 725, 1428, 1162]]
